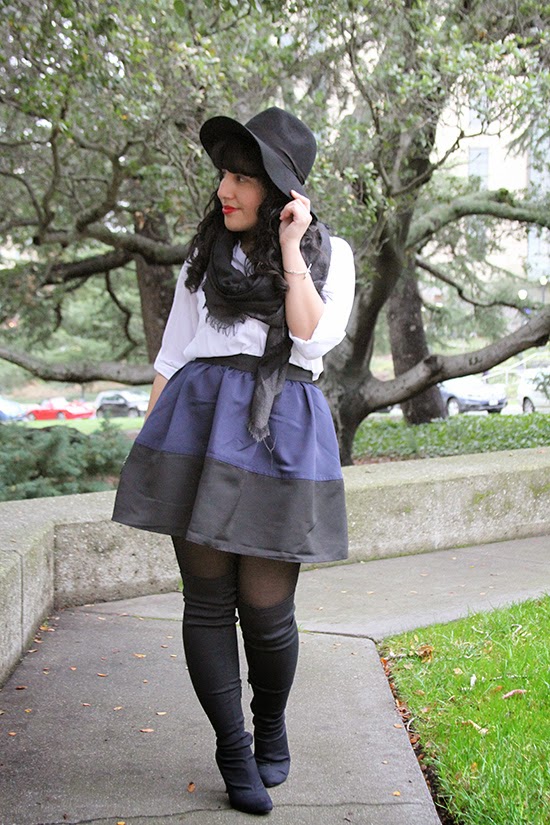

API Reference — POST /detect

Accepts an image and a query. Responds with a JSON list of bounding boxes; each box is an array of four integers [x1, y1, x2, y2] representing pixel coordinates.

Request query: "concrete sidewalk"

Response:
[[0, 535, 548, 825]]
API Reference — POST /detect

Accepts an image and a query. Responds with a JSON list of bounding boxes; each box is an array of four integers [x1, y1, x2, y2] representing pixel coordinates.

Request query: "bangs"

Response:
[[211, 138, 265, 178]]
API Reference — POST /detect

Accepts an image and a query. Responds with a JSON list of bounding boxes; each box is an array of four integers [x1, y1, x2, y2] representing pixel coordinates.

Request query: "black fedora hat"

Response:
[[199, 107, 317, 200]]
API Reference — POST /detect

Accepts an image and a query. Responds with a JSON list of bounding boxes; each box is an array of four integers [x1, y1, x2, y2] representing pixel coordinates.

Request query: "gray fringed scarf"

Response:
[[202, 224, 332, 441]]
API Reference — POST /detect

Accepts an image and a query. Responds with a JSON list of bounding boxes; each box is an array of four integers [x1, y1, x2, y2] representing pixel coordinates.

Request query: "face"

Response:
[[217, 170, 266, 236]]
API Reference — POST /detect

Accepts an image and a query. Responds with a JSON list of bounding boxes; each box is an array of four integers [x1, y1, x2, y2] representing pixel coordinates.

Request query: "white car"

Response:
[[518, 369, 550, 413], [439, 376, 507, 416], [94, 389, 150, 418]]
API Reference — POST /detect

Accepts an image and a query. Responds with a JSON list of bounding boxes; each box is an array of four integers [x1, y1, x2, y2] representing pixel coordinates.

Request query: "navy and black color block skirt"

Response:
[[112, 356, 348, 564]]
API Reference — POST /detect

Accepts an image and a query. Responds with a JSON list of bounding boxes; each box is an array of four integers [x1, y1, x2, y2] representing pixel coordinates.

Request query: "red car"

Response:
[[26, 397, 95, 421]]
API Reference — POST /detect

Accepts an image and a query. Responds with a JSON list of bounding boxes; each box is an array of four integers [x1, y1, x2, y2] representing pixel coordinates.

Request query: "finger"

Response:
[[290, 189, 311, 209]]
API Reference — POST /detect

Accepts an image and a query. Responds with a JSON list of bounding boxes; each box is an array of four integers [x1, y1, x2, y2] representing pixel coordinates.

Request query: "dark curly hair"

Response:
[[185, 139, 324, 293]]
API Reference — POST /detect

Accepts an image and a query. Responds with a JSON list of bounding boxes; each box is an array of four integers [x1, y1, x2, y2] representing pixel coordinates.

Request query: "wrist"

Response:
[[280, 238, 302, 253]]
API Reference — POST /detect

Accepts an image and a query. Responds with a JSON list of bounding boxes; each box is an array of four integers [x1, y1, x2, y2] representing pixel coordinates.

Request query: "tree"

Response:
[[1, 0, 550, 464], [0, 0, 287, 375], [292, 0, 550, 460]]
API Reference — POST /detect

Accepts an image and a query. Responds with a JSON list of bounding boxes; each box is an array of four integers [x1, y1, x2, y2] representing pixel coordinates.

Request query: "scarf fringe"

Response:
[[247, 420, 270, 442], [205, 312, 243, 336]]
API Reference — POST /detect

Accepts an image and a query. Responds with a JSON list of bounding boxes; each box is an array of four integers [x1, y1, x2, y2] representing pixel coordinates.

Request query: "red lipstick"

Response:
[[222, 206, 238, 214]]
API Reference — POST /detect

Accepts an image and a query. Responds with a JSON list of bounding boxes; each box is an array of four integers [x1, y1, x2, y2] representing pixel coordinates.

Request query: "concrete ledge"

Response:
[[344, 447, 550, 562], [1, 447, 549, 685]]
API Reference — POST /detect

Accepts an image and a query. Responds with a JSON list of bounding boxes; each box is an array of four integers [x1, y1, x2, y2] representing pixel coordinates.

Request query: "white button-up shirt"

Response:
[[154, 236, 356, 381]]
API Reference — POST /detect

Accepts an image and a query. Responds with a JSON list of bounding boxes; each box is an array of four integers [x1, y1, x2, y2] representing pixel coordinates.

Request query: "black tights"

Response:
[[172, 538, 300, 783]]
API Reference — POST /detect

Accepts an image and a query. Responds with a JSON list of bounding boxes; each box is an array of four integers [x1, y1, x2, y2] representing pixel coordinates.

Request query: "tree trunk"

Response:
[[387, 258, 446, 423], [134, 211, 176, 363]]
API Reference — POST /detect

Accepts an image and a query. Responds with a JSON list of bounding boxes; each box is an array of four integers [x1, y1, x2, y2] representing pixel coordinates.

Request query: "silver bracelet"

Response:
[[283, 264, 311, 279]]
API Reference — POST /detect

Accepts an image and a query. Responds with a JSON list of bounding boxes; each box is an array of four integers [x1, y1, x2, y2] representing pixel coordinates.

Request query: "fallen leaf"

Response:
[[27, 649, 38, 654], [187, 782, 196, 793], [96, 616, 106, 621], [502, 689, 527, 699], [453, 668, 463, 675], [8, 731, 17, 737], [156, 711, 167, 716], [69, 667, 77, 672], [81, 703, 91, 707], [139, 728, 155, 733], [160, 644, 169, 649], [392, 790, 401, 796], [416, 644, 434, 662], [15, 685, 27, 690], [393, 723, 403, 729], [117, 821, 126, 824], [24, 708, 32, 713], [113, 706, 124, 711], [97, 673, 108, 678], [170, 654, 177, 658], [461, 719, 489, 735], [133, 653, 146, 659]]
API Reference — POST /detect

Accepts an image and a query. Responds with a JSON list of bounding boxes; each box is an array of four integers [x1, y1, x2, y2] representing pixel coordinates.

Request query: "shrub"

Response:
[[352, 413, 550, 461], [0, 421, 130, 501]]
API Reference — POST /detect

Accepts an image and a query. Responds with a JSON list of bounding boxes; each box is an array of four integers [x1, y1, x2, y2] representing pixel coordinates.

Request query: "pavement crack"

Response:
[[300, 627, 377, 642]]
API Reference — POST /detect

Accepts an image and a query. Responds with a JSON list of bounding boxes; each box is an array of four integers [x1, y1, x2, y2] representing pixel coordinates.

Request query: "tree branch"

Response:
[[104, 271, 139, 349], [362, 307, 550, 410], [45, 250, 134, 283], [408, 190, 550, 249], [37, 224, 188, 265], [82, 224, 188, 264], [0, 345, 154, 385], [416, 255, 527, 312], [0, 171, 44, 224]]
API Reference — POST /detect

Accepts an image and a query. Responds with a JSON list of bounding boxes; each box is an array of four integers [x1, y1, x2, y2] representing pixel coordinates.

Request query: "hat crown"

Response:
[[199, 106, 316, 200], [244, 107, 317, 184]]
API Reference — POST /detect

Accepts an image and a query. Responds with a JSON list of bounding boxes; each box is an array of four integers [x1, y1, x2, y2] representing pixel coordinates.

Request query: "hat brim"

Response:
[[199, 115, 309, 200]]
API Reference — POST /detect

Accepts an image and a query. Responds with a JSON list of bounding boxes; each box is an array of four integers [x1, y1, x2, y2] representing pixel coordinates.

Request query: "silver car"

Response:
[[518, 369, 550, 413]]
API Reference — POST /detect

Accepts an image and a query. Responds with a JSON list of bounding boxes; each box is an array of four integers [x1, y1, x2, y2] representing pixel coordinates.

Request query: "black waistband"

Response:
[[195, 354, 314, 383]]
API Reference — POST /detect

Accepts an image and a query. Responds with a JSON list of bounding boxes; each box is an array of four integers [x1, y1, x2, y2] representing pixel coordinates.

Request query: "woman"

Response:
[[113, 106, 355, 815]]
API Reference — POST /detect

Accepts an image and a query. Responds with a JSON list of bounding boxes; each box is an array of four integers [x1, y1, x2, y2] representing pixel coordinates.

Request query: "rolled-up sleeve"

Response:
[[289, 236, 355, 360], [153, 262, 200, 379]]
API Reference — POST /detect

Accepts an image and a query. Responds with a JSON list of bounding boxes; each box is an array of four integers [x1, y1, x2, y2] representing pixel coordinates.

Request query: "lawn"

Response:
[[381, 597, 550, 825], [22, 416, 142, 434]]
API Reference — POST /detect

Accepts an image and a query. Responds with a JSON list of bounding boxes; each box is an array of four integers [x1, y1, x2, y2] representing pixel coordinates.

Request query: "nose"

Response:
[[217, 173, 233, 202]]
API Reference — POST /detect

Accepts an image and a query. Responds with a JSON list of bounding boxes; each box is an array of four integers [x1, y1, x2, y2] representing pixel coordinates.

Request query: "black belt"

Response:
[[196, 354, 314, 382]]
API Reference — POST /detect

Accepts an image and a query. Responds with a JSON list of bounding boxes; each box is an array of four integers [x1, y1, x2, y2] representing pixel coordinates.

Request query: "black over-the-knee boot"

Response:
[[182, 572, 272, 814], [238, 594, 299, 787]]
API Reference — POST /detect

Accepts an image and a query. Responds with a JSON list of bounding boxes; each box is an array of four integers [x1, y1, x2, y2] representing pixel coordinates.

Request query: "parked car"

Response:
[[0, 395, 27, 422], [26, 397, 95, 421], [439, 376, 507, 416], [518, 368, 550, 413], [95, 390, 149, 418]]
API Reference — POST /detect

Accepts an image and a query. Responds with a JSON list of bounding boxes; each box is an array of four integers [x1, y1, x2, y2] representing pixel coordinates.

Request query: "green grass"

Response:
[[381, 597, 550, 825], [21, 416, 143, 434], [353, 413, 550, 461]]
